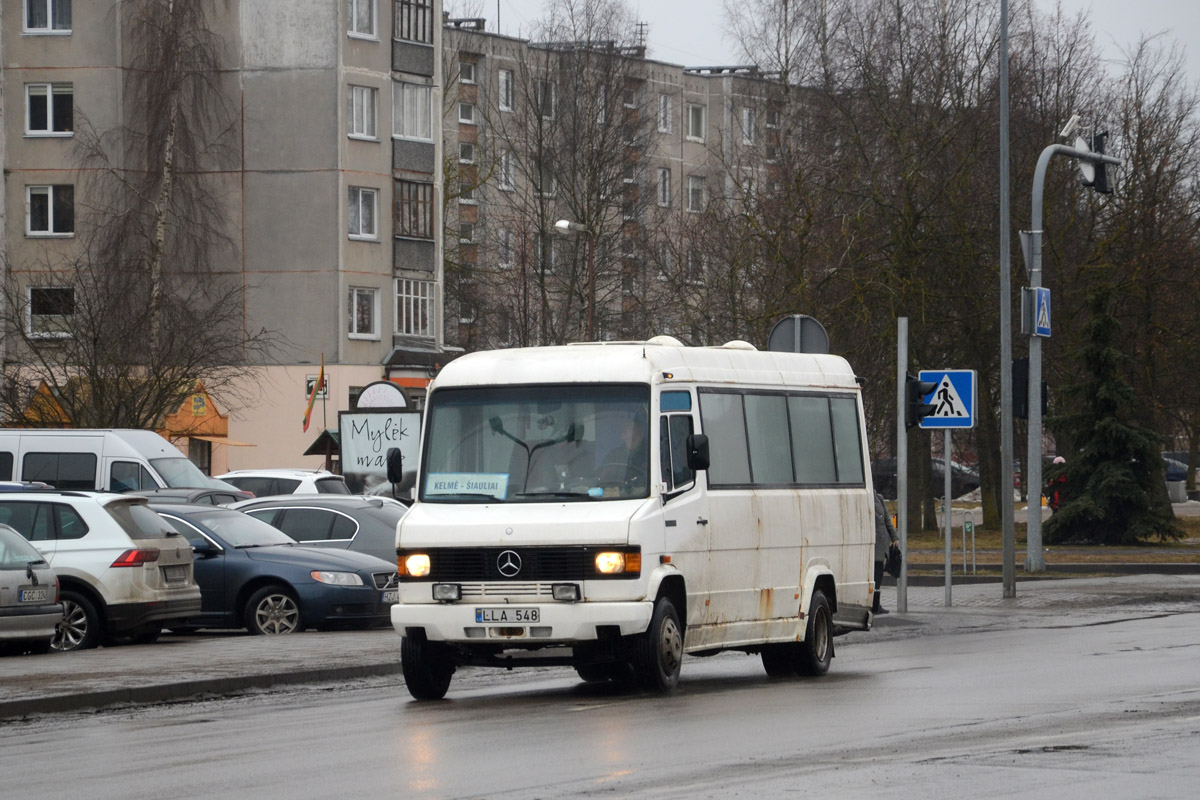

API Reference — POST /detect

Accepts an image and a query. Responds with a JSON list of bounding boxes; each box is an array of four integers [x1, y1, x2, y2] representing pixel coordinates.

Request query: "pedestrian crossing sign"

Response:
[[917, 369, 976, 429]]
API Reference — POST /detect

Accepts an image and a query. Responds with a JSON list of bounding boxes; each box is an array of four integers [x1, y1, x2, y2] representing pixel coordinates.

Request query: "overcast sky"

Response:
[[470, 0, 1200, 83]]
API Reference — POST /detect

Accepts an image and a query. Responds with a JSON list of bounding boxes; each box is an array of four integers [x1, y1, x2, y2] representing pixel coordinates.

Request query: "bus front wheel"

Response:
[[401, 636, 455, 700], [634, 596, 683, 692]]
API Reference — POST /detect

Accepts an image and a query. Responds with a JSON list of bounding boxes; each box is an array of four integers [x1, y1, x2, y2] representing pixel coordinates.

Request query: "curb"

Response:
[[0, 661, 403, 720]]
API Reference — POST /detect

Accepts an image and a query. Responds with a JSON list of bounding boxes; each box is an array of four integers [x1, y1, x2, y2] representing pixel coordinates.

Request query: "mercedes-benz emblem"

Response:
[[497, 550, 522, 578]]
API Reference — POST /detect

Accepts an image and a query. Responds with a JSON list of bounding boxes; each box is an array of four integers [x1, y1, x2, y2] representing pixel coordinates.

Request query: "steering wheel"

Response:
[[598, 462, 648, 485]]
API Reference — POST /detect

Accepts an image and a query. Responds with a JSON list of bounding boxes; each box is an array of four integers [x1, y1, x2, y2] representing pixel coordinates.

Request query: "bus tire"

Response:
[[796, 589, 833, 676], [634, 596, 683, 693], [401, 636, 455, 700]]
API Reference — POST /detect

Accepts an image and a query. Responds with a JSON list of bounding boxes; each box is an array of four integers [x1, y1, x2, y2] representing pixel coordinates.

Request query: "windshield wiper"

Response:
[[427, 493, 500, 502], [515, 490, 594, 499]]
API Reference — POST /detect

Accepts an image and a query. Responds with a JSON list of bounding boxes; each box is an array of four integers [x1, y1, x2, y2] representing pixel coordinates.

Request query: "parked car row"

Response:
[[0, 488, 403, 655]]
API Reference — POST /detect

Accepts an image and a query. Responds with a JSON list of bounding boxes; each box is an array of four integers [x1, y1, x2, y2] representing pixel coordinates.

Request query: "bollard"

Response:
[[963, 512, 976, 574]]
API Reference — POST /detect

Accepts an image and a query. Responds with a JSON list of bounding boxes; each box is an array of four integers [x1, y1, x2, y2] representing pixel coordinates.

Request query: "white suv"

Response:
[[0, 491, 201, 651], [216, 469, 350, 497]]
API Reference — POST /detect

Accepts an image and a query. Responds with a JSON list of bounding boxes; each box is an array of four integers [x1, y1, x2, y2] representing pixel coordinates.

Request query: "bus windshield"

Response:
[[421, 384, 650, 503]]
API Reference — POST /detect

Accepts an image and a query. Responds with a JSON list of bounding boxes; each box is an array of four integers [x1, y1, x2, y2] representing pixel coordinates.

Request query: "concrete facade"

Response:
[[0, 0, 443, 472]]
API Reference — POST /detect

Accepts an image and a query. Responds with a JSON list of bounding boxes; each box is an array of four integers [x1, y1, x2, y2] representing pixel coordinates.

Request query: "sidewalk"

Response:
[[2, 574, 1199, 720]]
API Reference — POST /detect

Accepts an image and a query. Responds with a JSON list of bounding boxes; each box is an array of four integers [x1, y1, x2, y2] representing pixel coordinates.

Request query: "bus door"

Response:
[[657, 390, 709, 633]]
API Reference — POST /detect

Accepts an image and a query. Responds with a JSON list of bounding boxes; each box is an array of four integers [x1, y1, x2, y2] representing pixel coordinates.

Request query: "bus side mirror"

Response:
[[386, 447, 405, 483], [686, 434, 710, 471]]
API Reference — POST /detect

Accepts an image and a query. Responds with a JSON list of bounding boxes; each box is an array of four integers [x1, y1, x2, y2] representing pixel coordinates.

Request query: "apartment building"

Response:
[[1, 0, 444, 470], [440, 17, 776, 350]]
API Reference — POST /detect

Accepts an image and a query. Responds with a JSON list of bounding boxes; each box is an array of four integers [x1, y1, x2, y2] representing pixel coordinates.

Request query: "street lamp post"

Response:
[[554, 219, 595, 340]]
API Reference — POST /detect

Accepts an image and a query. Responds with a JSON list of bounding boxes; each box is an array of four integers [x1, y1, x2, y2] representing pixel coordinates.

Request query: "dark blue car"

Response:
[[151, 504, 399, 635]]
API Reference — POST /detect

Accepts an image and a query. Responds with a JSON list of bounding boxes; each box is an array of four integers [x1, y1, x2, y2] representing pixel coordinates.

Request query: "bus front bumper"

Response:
[[391, 600, 653, 643]]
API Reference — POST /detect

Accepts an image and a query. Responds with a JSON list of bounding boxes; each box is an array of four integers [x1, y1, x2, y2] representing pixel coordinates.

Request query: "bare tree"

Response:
[[1, 0, 276, 429]]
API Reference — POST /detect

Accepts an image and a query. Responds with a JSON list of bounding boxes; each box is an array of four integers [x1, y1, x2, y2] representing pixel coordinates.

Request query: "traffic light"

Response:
[[905, 373, 937, 429], [1084, 131, 1112, 194]]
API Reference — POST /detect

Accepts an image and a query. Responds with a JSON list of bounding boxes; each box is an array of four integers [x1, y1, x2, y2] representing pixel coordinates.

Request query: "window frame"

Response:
[[348, 285, 381, 340], [536, 80, 556, 120], [657, 167, 671, 207], [26, 285, 75, 339], [686, 103, 706, 142], [348, 0, 377, 39], [26, 184, 74, 236], [347, 186, 379, 240], [348, 85, 378, 140], [25, 82, 73, 136], [394, 180, 434, 240], [394, 0, 433, 45], [498, 151, 515, 191], [658, 94, 672, 133], [392, 80, 432, 141], [685, 175, 705, 213], [395, 278, 435, 338], [741, 107, 756, 145], [498, 68, 514, 112], [24, 0, 71, 34], [458, 102, 476, 125], [459, 61, 476, 84]]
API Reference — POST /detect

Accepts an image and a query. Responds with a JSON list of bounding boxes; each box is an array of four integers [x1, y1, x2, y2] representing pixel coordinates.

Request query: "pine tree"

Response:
[[1045, 285, 1178, 544]]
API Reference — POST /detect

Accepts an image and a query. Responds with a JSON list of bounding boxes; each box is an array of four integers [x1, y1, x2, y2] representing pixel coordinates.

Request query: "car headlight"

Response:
[[402, 553, 431, 578], [310, 571, 364, 586]]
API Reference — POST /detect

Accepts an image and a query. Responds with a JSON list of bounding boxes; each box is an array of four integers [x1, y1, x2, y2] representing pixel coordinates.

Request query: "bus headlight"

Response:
[[402, 553, 431, 578], [595, 551, 640, 575]]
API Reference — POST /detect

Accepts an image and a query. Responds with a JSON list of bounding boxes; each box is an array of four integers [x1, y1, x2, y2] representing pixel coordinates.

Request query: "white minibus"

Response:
[[391, 336, 875, 699], [0, 429, 224, 492]]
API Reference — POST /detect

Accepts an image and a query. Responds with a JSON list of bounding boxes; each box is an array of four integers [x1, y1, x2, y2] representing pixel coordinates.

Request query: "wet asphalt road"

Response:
[[2, 591, 1198, 799]]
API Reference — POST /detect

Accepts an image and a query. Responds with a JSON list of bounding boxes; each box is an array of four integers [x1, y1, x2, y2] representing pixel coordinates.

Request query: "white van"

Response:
[[391, 337, 876, 699], [0, 429, 223, 493]]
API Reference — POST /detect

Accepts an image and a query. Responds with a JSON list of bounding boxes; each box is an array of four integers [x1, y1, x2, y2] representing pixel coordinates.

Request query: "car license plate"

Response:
[[19, 588, 48, 603], [475, 607, 539, 624], [163, 565, 187, 583], [381, 590, 398, 604]]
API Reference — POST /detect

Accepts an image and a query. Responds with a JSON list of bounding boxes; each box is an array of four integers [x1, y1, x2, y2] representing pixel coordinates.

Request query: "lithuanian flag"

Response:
[[302, 355, 324, 433]]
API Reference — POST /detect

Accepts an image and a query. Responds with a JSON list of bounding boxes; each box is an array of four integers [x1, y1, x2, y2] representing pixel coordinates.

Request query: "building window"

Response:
[[348, 286, 380, 339], [348, 0, 375, 37], [458, 102, 476, 125], [686, 103, 706, 142], [686, 175, 705, 213], [766, 106, 780, 129], [24, 0, 70, 33], [459, 223, 475, 243], [498, 152, 515, 191], [658, 94, 672, 133], [395, 0, 433, 45], [623, 86, 637, 108], [535, 234, 555, 273], [393, 81, 432, 140], [26, 83, 72, 135], [459, 180, 476, 203], [395, 180, 434, 239], [657, 168, 671, 207], [396, 278, 434, 337], [536, 80, 555, 120], [348, 187, 377, 239], [348, 85, 377, 139], [687, 250, 705, 283], [28, 286, 74, 338], [498, 228, 514, 269], [498, 69, 513, 112], [27, 185, 73, 235], [534, 161, 556, 197], [460, 61, 476, 84], [741, 107, 755, 144], [459, 142, 475, 163]]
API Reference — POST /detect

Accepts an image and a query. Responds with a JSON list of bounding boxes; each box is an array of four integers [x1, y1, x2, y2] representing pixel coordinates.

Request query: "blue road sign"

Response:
[[1034, 287, 1051, 337], [918, 369, 976, 429]]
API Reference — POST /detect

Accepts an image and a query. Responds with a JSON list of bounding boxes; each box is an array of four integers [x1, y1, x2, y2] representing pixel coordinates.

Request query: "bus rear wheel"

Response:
[[796, 590, 833, 676]]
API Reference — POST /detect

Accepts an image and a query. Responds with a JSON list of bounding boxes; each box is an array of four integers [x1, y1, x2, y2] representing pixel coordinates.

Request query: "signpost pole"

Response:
[[896, 318, 908, 614], [944, 428, 952, 607]]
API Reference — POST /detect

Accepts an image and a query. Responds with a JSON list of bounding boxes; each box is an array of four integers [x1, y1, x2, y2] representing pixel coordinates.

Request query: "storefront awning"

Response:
[[189, 435, 256, 447]]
